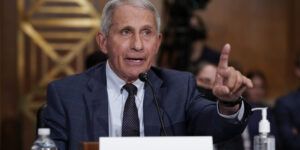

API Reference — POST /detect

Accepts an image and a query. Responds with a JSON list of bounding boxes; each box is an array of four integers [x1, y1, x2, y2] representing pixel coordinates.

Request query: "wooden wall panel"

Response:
[[198, 0, 295, 99], [285, 0, 300, 94], [292, 1, 300, 60], [290, 0, 300, 87], [1, 0, 21, 149]]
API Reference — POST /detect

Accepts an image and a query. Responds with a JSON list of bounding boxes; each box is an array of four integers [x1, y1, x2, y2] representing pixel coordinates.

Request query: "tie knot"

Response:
[[123, 83, 137, 95]]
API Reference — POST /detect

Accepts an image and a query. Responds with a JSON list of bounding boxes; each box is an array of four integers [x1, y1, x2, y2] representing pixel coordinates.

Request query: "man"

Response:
[[195, 62, 217, 90], [194, 61, 218, 101], [43, 0, 253, 150], [274, 55, 300, 150]]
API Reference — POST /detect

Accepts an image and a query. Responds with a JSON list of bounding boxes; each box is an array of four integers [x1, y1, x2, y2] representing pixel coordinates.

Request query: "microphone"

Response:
[[139, 73, 167, 136]]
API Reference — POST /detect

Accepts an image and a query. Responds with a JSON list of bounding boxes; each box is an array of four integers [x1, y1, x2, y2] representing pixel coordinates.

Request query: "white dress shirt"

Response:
[[105, 62, 244, 137], [106, 62, 145, 136]]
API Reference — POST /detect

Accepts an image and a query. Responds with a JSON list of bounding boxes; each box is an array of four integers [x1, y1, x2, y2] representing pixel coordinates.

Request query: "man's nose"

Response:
[[131, 34, 143, 51]]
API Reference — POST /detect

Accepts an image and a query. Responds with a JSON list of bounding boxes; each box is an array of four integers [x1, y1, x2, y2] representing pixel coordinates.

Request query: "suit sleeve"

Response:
[[274, 99, 300, 149], [185, 74, 251, 143], [43, 83, 68, 150]]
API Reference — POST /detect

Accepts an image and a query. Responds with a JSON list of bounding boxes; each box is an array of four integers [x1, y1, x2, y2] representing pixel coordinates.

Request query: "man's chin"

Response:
[[121, 73, 139, 82], [125, 70, 147, 81]]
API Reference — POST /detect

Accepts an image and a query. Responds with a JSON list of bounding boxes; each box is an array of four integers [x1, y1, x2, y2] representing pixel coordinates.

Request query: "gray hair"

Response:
[[100, 0, 161, 36]]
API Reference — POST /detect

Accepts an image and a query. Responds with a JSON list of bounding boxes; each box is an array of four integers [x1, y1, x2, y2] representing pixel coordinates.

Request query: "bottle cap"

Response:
[[38, 128, 50, 136]]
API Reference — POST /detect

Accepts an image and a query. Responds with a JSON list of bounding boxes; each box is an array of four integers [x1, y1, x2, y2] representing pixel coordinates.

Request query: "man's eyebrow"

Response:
[[120, 26, 134, 30], [141, 25, 154, 29]]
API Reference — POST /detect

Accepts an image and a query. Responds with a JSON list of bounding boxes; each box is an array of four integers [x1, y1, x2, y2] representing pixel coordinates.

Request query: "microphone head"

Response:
[[138, 73, 148, 82]]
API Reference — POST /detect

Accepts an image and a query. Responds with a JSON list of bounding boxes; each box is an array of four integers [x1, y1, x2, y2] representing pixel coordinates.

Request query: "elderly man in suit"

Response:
[[43, 0, 253, 150]]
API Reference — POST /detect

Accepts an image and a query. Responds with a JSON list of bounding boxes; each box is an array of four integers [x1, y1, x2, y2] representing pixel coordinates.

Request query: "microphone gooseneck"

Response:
[[139, 73, 167, 136]]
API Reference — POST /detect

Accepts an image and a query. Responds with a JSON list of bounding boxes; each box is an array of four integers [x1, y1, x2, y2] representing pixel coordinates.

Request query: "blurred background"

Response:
[[1, 0, 299, 149]]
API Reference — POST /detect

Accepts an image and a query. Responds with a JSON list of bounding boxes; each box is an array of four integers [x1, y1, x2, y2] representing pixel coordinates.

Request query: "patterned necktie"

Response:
[[122, 83, 140, 136]]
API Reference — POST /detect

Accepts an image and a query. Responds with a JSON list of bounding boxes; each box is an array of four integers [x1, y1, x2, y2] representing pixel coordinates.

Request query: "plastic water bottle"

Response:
[[252, 108, 275, 150], [31, 128, 57, 150]]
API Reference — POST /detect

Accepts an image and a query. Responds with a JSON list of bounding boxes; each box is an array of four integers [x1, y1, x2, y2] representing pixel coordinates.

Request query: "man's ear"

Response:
[[96, 32, 108, 54], [155, 33, 162, 54]]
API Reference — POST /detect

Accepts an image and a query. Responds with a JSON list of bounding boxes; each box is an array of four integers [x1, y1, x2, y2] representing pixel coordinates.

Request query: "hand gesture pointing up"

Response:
[[213, 44, 253, 114]]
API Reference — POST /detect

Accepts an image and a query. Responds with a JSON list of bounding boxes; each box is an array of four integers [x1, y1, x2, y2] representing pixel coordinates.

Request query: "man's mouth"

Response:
[[125, 57, 145, 65]]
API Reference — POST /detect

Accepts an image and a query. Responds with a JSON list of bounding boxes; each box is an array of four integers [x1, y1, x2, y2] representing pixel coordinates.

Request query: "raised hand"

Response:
[[213, 44, 253, 111]]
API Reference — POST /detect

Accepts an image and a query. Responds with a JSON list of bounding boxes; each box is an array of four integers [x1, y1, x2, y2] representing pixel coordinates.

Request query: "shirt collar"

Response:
[[106, 61, 144, 95]]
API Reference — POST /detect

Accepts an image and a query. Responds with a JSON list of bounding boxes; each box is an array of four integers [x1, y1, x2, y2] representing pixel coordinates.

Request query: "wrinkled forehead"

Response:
[[110, 4, 157, 28]]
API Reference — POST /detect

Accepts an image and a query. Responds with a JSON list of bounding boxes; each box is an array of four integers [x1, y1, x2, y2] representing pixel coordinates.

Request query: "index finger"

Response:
[[218, 43, 231, 70]]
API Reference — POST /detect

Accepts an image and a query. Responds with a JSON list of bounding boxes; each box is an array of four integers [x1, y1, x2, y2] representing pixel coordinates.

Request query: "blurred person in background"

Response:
[[158, 0, 219, 71], [242, 70, 279, 150], [244, 71, 269, 106], [274, 54, 300, 150], [194, 61, 218, 101], [188, 13, 220, 71]]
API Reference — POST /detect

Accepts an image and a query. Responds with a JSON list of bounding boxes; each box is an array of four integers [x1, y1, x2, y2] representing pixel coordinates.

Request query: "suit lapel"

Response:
[[83, 65, 166, 137], [143, 69, 164, 136], [84, 64, 109, 139]]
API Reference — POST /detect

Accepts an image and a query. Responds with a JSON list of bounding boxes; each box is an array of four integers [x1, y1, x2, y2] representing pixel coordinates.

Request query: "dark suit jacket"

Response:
[[43, 63, 251, 150], [274, 89, 300, 150]]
